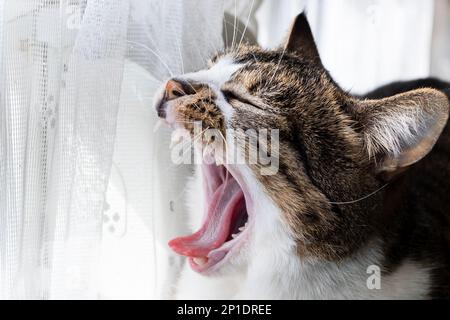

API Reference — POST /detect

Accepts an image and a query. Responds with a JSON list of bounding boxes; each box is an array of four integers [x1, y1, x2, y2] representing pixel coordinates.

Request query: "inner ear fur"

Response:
[[353, 88, 449, 175]]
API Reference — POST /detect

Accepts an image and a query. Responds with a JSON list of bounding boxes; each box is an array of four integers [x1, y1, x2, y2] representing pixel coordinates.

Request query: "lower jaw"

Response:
[[188, 226, 251, 273]]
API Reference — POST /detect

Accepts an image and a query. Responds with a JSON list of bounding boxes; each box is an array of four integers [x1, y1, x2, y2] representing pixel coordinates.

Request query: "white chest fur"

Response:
[[174, 167, 431, 300]]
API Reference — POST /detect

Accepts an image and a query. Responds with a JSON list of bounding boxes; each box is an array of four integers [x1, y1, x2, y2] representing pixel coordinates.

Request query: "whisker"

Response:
[[127, 64, 161, 83], [217, 128, 229, 163], [192, 102, 203, 112], [176, 38, 185, 74], [250, 53, 259, 65], [224, 20, 245, 50], [187, 82, 200, 95], [328, 183, 389, 205], [231, 0, 238, 50], [176, 126, 209, 156], [174, 120, 199, 124], [126, 40, 174, 77], [267, 44, 287, 87], [197, 8, 223, 58], [238, 0, 255, 49], [192, 42, 210, 71], [223, 9, 229, 48], [181, 127, 211, 159]]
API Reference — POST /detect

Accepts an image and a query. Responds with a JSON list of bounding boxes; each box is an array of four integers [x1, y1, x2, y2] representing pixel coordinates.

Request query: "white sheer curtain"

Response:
[[431, 0, 450, 81], [99, 0, 224, 300], [256, 0, 450, 94], [1, 0, 130, 299], [0, 0, 448, 300], [0, 0, 224, 299]]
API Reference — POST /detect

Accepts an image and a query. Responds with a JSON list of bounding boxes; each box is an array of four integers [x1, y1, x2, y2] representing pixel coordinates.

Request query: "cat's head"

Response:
[[154, 13, 449, 274]]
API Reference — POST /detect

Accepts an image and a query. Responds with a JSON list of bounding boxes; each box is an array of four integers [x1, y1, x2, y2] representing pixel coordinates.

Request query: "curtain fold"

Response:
[[431, 0, 450, 80], [0, 0, 129, 299]]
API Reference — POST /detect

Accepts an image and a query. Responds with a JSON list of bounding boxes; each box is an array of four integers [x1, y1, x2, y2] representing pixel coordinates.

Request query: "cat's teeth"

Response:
[[238, 227, 245, 232], [170, 130, 183, 148], [231, 234, 238, 238], [193, 257, 208, 266], [203, 147, 215, 164], [215, 154, 224, 165], [153, 119, 164, 133]]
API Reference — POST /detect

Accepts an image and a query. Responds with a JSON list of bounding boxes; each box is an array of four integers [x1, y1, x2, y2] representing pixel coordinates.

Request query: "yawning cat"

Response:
[[154, 13, 450, 299]]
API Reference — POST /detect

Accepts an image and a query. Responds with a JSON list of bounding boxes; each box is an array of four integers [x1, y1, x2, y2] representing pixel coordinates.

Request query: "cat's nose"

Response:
[[165, 79, 186, 101], [165, 79, 197, 101], [156, 79, 196, 119]]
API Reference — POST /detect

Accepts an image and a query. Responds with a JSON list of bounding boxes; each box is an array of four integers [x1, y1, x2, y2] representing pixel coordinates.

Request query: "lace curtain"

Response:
[[1, 0, 448, 299], [1, 0, 131, 299], [0, 0, 224, 299]]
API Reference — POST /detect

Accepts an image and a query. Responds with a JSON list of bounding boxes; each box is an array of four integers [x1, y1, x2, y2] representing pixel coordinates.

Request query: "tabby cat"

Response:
[[154, 13, 450, 299]]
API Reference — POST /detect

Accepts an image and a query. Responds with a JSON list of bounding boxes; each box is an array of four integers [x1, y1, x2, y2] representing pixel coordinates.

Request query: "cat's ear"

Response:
[[354, 88, 449, 178], [284, 12, 321, 64]]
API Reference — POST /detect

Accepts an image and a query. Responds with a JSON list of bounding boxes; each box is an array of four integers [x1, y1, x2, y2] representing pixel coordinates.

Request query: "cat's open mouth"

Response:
[[169, 163, 251, 273]]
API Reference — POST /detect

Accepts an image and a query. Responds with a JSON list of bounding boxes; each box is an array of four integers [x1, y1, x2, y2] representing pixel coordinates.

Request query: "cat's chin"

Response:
[[169, 161, 254, 274]]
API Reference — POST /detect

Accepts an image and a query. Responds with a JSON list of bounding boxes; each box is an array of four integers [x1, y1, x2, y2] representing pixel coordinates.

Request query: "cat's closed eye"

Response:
[[221, 89, 262, 110], [221, 89, 240, 102]]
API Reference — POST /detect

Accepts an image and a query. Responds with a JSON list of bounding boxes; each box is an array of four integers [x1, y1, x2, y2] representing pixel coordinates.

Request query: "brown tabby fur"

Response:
[[163, 13, 450, 298]]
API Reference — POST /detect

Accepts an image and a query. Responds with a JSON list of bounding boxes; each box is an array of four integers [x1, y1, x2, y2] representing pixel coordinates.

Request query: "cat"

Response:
[[154, 13, 450, 299]]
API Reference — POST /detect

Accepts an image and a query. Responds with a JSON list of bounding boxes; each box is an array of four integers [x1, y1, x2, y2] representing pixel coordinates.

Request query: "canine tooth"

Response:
[[153, 119, 164, 133], [215, 154, 224, 165], [238, 227, 245, 232], [203, 146, 211, 157], [193, 257, 208, 266], [170, 130, 183, 148], [203, 147, 214, 164], [231, 234, 238, 238]]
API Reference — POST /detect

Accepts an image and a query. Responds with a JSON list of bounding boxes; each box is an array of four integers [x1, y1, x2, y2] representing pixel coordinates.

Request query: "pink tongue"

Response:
[[169, 177, 243, 257]]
